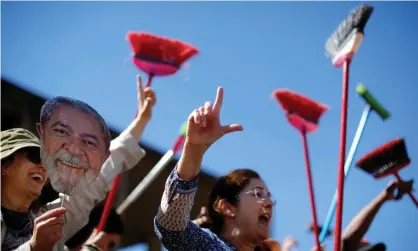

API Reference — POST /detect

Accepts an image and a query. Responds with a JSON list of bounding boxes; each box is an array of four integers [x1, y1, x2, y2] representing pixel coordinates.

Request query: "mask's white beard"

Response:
[[40, 145, 99, 196]]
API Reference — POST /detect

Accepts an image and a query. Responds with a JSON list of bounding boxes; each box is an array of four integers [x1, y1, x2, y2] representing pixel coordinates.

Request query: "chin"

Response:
[[257, 229, 270, 241], [29, 188, 43, 198]]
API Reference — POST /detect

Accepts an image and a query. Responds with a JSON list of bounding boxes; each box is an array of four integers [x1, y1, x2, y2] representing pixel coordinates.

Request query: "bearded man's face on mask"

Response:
[[37, 103, 109, 195]]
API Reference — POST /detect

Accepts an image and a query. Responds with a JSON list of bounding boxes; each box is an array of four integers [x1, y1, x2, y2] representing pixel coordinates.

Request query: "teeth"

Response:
[[61, 160, 81, 169], [30, 173, 43, 182]]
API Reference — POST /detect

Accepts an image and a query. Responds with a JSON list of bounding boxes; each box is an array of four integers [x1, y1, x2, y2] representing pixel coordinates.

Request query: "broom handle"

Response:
[[301, 131, 321, 250], [319, 105, 371, 242], [116, 136, 184, 215], [334, 59, 351, 251], [394, 173, 418, 208], [97, 73, 154, 232]]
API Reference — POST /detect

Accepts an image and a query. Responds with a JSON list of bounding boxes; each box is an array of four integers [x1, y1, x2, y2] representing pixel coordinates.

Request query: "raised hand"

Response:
[[383, 179, 414, 201], [282, 236, 298, 251], [137, 75, 157, 122], [186, 87, 243, 149]]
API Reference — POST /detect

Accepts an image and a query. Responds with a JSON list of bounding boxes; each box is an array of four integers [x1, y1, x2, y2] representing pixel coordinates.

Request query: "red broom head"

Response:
[[256, 239, 282, 251], [272, 89, 328, 133], [126, 32, 199, 77], [356, 138, 411, 179]]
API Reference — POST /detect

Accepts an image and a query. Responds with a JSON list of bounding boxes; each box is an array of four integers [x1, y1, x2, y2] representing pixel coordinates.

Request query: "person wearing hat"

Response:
[[1, 76, 156, 251]]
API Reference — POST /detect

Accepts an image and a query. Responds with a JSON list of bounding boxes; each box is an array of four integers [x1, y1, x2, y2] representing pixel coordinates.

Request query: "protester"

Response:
[[194, 206, 282, 251], [65, 204, 123, 251], [341, 179, 413, 251], [154, 87, 276, 250], [299, 179, 413, 251], [1, 75, 156, 251]]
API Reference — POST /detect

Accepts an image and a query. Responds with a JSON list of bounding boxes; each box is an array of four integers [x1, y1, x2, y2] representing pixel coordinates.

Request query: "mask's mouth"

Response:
[[58, 160, 85, 170]]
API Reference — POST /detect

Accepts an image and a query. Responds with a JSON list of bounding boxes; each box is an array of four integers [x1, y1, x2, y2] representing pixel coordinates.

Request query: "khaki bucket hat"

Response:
[[1, 128, 41, 160]]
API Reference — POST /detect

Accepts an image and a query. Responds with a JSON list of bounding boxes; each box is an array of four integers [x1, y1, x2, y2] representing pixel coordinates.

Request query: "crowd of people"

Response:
[[1, 75, 413, 251]]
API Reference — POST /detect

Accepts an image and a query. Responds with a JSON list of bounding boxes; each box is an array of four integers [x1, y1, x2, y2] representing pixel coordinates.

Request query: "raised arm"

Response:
[[342, 179, 413, 250], [154, 87, 243, 249]]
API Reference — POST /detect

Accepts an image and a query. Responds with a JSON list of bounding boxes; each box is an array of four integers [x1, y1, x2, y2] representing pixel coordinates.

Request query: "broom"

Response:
[[317, 83, 390, 243], [96, 33, 199, 232], [127, 32, 199, 88], [127, 31, 199, 117], [116, 122, 187, 215], [326, 5, 374, 250], [356, 138, 418, 208], [273, 89, 328, 250]]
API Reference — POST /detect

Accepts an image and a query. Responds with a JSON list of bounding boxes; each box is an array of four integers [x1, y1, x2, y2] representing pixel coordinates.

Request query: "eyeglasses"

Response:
[[19, 148, 41, 165], [242, 187, 276, 206]]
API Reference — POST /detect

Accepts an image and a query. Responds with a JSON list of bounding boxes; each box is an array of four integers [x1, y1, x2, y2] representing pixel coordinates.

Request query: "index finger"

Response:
[[212, 86, 224, 113], [35, 207, 67, 224], [137, 75, 145, 104]]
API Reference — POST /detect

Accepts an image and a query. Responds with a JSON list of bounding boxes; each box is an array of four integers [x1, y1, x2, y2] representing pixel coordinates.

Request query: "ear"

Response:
[[216, 199, 237, 218], [36, 123, 43, 138]]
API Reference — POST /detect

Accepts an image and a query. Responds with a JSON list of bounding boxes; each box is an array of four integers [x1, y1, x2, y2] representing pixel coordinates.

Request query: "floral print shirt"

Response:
[[154, 167, 237, 251]]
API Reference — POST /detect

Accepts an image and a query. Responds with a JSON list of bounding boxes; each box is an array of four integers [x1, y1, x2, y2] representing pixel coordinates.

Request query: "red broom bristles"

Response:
[[127, 32, 199, 66], [273, 89, 328, 122]]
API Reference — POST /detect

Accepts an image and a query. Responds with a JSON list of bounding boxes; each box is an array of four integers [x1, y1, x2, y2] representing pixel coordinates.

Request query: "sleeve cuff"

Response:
[[100, 130, 146, 184], [169, 166, 199, 193], [110, 130, 146, 162]]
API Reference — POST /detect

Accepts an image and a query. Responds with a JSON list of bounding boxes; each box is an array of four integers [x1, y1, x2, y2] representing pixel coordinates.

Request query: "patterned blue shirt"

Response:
[[154, 167, 237, 251]]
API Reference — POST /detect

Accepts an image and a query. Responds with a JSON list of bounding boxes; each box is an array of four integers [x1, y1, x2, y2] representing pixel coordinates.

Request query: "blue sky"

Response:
[[2, 2, 417, 250]]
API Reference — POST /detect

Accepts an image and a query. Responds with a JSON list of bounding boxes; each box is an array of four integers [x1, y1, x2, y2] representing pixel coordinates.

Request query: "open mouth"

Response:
[[258, 213, 271, 226], [29, 173, 45, 183]]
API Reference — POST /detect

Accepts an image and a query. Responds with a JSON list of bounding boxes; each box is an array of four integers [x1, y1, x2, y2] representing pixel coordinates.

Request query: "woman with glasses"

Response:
[[154, 87, 276, 251]]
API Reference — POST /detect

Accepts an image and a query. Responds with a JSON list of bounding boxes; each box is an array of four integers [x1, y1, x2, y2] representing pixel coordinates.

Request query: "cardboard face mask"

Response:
[[37, 96, 111, 196]]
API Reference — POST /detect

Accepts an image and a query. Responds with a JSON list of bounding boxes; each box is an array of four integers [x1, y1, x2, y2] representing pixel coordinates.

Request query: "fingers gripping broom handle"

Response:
[[97, 74, 155, 232], [319, 105, 371, 242], [334, 60, 351, 251], [301, 131, 321, 250], [394, 173, 418, 208]]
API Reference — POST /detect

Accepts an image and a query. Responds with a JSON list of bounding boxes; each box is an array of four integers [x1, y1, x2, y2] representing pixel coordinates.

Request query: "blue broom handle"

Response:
[[319, 104, 371, 243]]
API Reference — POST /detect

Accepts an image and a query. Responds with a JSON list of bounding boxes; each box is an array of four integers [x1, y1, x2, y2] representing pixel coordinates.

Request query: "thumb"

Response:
[[222, 124, 243, 135], [141, 97, 152, 113]]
